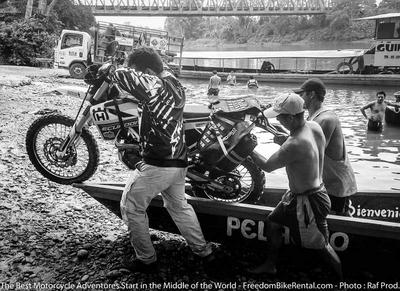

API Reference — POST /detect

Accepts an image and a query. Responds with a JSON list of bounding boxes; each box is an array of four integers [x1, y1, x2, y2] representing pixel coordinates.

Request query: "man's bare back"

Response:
[[280, 121, 325, 193], [313, 111, 344, 161]]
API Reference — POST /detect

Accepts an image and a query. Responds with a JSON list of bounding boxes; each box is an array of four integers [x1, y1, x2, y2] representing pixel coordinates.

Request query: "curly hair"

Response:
[[127, 47, 164, 74]]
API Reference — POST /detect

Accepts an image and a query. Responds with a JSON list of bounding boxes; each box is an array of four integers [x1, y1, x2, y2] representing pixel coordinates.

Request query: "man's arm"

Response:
[[385, 101, 400, 108], [251, 141, 298, 173], [360, 102, 373, 119], [113, 68, 161, 103], [315, 116, 336, 148]]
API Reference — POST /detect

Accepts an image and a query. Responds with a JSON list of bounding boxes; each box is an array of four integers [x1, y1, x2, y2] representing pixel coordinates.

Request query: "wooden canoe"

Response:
[[73, 182, 400, 253]]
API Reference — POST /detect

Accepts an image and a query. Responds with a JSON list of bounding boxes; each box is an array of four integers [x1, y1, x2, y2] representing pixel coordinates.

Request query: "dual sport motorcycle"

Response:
[[26, 63, 282, 203]]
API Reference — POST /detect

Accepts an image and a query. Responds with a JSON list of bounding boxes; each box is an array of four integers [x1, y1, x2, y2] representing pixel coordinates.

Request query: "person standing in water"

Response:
[[226, 71, 237, 86], [361, 91, 398, 131], [208, 70, 221, 97]]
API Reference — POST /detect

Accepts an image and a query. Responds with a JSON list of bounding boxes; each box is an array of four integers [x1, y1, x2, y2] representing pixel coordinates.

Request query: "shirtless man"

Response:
[[295, 78, 357, 216], [360, 91, 398, 131], [208, 70, 221, 97], [248, 94, 342, 279]]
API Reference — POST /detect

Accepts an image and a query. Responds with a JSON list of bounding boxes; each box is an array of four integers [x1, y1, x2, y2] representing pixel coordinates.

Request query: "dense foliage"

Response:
[[0, 16, 60, 65], [165, 0, 400, 43], [53, 0, 95, 31], [0, 0, 95, 65]]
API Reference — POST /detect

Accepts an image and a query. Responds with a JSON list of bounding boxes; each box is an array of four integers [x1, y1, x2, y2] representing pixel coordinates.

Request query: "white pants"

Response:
[[120, 164, 212, 263]]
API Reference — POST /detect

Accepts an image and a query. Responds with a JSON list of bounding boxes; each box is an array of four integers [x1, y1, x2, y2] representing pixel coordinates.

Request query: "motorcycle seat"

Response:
[[183, 104, 211, 119]]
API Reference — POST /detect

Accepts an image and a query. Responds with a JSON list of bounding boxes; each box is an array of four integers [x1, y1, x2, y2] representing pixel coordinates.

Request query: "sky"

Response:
[[95, 16, 167, 30]]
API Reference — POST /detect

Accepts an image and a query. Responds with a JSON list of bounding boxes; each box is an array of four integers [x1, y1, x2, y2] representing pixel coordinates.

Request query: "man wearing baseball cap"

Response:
[[295, 78, 357, 216], [248, 94, 342, 279]]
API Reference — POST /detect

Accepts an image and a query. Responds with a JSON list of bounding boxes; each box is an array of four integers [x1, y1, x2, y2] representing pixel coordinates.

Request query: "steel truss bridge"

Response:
[[75, 0, 338, 16]]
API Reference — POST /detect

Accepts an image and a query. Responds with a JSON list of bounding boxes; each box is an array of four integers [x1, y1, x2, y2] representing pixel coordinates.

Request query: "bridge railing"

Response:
[[74, 0, 336, 16]]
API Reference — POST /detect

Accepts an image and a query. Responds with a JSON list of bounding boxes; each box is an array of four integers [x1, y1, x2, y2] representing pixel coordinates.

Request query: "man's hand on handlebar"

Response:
[[273, 134, 288, 146], [260, 104, 272, 111]]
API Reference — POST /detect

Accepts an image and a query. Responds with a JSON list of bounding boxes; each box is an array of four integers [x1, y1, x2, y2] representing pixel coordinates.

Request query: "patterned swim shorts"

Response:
[[268, 185, 331, 249]]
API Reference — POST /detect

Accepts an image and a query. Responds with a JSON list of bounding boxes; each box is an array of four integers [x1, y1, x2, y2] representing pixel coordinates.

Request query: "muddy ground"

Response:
[[0, 66, 399, 290]]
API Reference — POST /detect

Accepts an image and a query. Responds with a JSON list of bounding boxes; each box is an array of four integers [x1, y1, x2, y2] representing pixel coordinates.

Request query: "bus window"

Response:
[[61, 34, 83, 49], [376, 19, 400, 39], [395, 20, 400, 38]]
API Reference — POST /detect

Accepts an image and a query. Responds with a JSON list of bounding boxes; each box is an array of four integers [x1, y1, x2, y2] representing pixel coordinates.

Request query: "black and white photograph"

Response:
[[0, 0, 399, 290]]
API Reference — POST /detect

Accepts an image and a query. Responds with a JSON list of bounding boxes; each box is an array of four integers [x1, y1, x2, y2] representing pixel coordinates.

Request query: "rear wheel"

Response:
[[192, 158, 265, 204]]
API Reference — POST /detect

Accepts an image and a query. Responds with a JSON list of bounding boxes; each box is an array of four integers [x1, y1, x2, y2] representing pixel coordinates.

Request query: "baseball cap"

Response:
[[264, 94, 305, 118], [293, 78, 326, 95]]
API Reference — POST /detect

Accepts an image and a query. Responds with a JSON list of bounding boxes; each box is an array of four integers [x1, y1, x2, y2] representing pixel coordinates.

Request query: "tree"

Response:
[[53, 0, 95, 31], [165, 17, 204, 39], [45, 0, 59, 16], [379, 0, 400, 11], [0, 17, 59, 65], [24, 0, 32, 18], [24, 0, 59, 19]]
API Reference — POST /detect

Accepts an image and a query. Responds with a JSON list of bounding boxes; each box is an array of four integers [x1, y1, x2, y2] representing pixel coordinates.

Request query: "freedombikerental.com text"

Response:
[[1, 281, 399, 290]]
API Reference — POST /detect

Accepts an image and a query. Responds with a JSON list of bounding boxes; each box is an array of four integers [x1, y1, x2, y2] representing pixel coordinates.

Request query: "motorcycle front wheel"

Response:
[[26, 114, 99, 184], [192, 157, 265, 204]]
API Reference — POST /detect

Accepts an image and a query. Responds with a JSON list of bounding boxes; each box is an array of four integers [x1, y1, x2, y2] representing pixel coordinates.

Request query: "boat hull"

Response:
[[385, 107, 400, 126], [73, 183, 400, 253]]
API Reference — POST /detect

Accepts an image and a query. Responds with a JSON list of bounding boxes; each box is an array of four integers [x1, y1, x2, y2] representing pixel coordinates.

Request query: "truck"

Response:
[[53, 22, 184, 79]]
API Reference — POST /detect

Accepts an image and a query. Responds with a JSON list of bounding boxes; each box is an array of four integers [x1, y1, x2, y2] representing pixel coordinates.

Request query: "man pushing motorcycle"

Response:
[[113, 47, 214, 273]]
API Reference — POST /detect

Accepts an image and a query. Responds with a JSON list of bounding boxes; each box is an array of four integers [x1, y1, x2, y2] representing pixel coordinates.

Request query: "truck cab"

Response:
[[54, 30, 91, 78]]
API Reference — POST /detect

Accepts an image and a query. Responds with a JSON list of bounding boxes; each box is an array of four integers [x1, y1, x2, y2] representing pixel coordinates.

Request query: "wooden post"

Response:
[[179, 36, 184, 73]]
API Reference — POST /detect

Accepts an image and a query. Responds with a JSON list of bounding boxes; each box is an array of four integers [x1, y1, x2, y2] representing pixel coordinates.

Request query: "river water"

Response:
[[181, 79, 400, 192]]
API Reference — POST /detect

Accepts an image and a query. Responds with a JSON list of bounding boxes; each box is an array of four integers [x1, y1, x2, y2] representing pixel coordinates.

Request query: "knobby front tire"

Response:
[[25, 114, 99, 185]]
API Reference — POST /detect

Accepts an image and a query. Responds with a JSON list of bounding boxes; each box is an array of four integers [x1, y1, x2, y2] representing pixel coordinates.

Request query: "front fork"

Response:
[[57, 105, 92, 157], [56, 81, 110, 157]]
